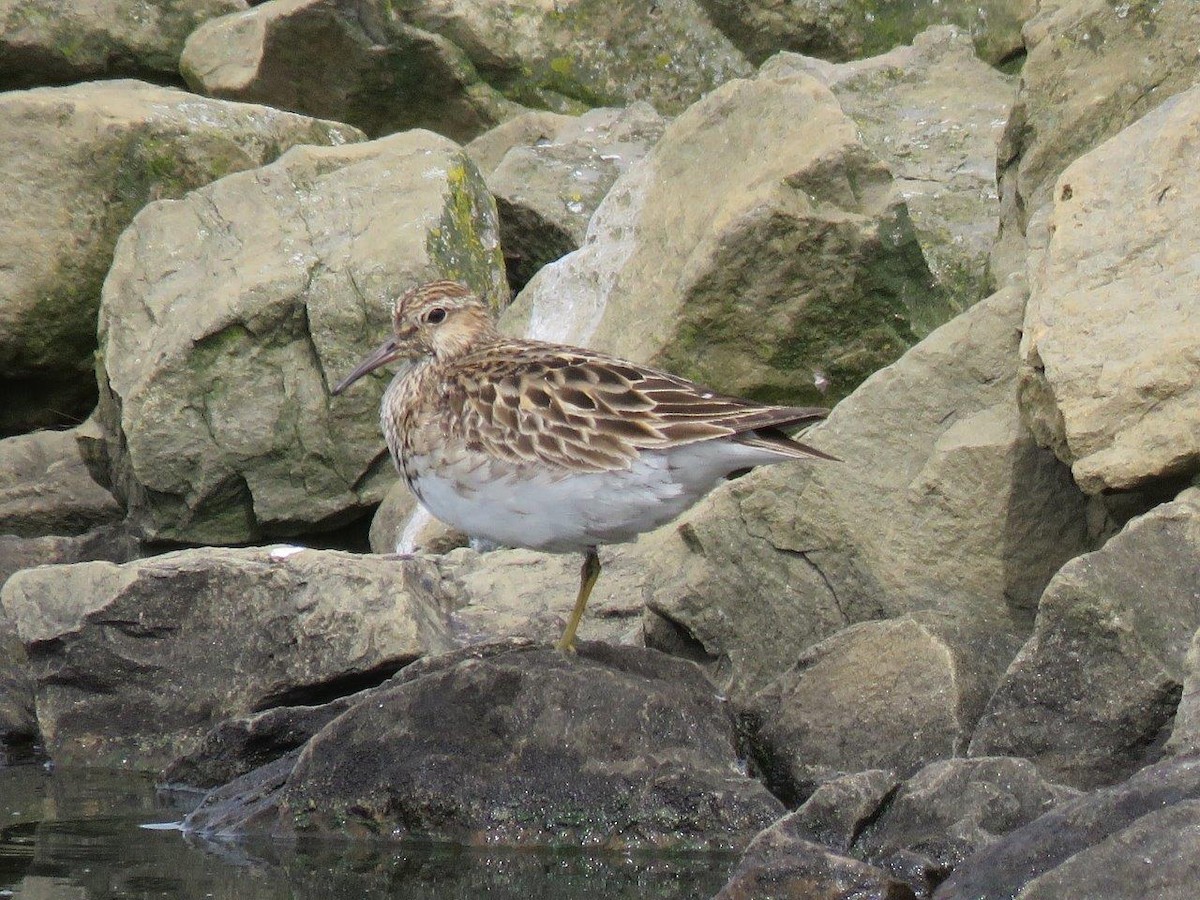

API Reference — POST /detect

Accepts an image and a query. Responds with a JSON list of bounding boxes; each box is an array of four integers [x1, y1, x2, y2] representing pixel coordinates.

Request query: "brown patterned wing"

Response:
[[448, 341, 831, 473]]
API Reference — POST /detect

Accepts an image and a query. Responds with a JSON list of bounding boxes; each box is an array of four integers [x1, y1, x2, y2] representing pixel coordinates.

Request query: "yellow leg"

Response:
[[556, 547, 600, 652]]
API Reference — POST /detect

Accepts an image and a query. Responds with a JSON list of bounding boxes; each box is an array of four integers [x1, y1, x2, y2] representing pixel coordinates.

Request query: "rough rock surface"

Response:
[[699, 0, 1030, 66], [95, 130, 507, 544], [476, 103, 666, 290], [639, 286, 1093, 695], [935, 754, 1200, 900], [767, 769, 901, 854], [766, 27, 1015, 309], [185, 642, 784, 851], [0, 547, 454, 769], [857, 757, 1079, 897], [1018, 84, 1200, 493], [0, 80, 363, 435], [182, 0, 750, 139], [0, 613, 36, 749], [992, 0, 1200, 280], [0, 427, 120, 537], [0, 0, 245, 89], [743, 613, 1024, 802], [969, 488, 1200, 790], [1167, 627, 1200, 758], [507, 71, 953, 406]]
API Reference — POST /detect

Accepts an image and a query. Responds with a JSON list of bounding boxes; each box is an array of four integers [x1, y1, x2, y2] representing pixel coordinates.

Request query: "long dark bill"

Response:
[[331, 337, 400, 395]]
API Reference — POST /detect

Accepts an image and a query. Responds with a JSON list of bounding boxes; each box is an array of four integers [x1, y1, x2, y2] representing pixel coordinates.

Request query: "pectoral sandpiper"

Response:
[[333, 280, 835, 650]]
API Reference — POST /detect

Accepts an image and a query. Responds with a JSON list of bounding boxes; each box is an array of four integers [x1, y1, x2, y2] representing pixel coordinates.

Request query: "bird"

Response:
[[332, 280, 836, 651]]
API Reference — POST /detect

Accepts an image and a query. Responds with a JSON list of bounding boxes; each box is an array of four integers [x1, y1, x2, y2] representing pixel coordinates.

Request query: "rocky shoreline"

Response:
[[3, 2, 1199, 898]]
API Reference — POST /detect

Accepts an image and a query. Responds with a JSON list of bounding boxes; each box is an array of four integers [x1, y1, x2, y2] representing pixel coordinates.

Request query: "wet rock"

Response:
[[640, 286, 1094, 695], [0, 0, 245, 89], [0, 547, 454, 769], [698, 0, 1029, 66], [95, 130, 506, 544], [1019, 84, 1200, 493], [765, 27, 1015, 309], [857, 757, 1079, 897], [935, 753, 1200, 900], [742, 613, 1023, 802], [507, 71, 953, 406], [0, 428, 120, 538], [0, 79, 364, 436], [477, 104, 666, 291], [775, 770, 900, 854], [969, 488, 1200, 789], [992, 0, 1200, 280], [185, 642, 783, 851]]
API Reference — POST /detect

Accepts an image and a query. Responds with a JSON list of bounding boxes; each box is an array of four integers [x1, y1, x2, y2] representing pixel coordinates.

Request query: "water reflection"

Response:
[[1, 766, 733, 899]]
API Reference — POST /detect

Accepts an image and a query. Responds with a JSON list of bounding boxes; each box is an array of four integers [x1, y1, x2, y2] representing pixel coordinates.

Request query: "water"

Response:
[[0, 764, 734, 899]]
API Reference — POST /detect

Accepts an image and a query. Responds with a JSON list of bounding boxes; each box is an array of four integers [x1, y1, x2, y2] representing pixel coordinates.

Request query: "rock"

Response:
[[715, 832, 916, 900], [0, 526, 142, 593], [935, 753, 1200, 900], [640, 286, 1094, 695], [0, 428, 120, 538], [857, 757, 1080, 897], [95, 130, 507, 545], [742, 613, 1024, 802], [698, 0, 1030, 67], [1166, 628, 1200, 757], [0, 547, 454, 769], [185, 642, 784, 851], [777, 770, 901, 854], [0, 612, 36, 750], [969, 488, 1200, 789], [1018, 84, 1200, 493], [0, 0, 245, 89], [479, 104, 666, 290], [764, 27, 1015, 309], [507, 71, 954, 406], [0, 80, 364, 435], [182, 0, 749, 140], [992, 0, 1200, 281], [368, 480, 466, 555], [464, 110, 574, 175]]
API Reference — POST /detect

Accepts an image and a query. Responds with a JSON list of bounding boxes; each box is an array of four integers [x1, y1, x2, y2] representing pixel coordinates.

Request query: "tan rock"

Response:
[[0, 428, 120, 538]]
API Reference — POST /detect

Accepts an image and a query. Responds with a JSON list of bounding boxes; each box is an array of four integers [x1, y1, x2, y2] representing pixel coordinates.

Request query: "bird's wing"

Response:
[[446, 341, 832, 473]]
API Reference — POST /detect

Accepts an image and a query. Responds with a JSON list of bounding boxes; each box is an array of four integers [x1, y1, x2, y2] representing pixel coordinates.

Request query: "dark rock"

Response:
[[0, 613, 36, 750], [186, 642, 784, 851], [786, 770, 900, 853], [935, 753, 1200, 900]]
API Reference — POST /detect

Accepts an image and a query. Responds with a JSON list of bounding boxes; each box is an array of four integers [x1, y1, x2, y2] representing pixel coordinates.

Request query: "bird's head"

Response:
[[331, 280, 498, 395]]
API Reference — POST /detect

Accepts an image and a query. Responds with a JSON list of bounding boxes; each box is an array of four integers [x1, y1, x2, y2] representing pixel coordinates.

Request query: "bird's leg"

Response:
[[556, 546, 600, 652]]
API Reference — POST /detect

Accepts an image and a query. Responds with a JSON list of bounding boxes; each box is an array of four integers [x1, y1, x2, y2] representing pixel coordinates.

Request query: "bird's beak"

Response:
[[331, 337, 402, 396]]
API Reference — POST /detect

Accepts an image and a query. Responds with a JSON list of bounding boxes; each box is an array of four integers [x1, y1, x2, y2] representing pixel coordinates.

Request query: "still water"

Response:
[[0, 764, 735, 899]]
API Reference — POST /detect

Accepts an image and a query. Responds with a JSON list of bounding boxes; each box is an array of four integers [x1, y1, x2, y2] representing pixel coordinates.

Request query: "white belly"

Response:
[[403, 440, 790, 553]]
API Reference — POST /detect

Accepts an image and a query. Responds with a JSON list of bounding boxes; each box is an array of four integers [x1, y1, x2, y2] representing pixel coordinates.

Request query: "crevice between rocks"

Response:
[[251, 658, 413, 712]]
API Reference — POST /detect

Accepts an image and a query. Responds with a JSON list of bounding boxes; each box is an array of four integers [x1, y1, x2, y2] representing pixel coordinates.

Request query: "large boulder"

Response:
[[992, 0, 1200, 280], [506, 70, 954, 407], [95, 130, 507, 545], [181, 0, 750, 140], [1018, 84, 1200, 493], [0, 0, 245, 89], [185, 642, 784, 851], [0, 80, 364, 436], [639, 286, 1094, 695], [969, 488, 1200, 789], [0, 547, 454, 769], [765, 27, 1015, 309]]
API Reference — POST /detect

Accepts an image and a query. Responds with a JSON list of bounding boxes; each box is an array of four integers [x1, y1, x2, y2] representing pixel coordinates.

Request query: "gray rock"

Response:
[[507, 71, 953, 406], [969, 488, 1200, 789], [0, 428, 120, 537], [464, 110, 574, 175], [185, 642, 784, 851], [992, 0, 1200, 281], [1166, 627, 1200, 757], [0, 80, 364, 436], [639, 286, 1094, 695], [780, 770, 901, 854], [0, 0, 245, 89], [0, 547, 454, 769], [698, 0, 1030, 66], [95, 130, 507, 544], [1018, 84, 1200, 493], [0, 525, 142, 594], [857, 757, 1080, 897], [743, 613, 1024, 802], [0, 612, 35, 749], [935, 753, 1200, 900], [765, 27, 1016, 310]]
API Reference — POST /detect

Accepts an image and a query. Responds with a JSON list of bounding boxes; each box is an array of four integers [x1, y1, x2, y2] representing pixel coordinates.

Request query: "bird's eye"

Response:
[[425, 307, 446, 325]]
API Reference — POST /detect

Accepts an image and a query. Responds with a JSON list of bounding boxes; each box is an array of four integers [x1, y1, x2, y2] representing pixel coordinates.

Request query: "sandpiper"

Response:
[[333, 280, 835, 650]]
